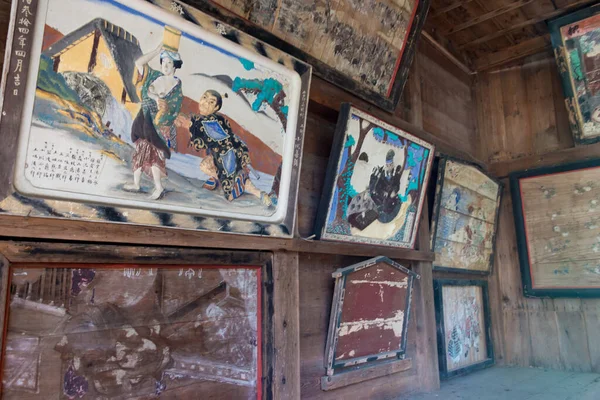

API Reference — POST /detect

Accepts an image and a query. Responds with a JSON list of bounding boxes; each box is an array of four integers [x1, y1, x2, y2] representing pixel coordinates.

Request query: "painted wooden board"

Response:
[[324, 256, 419, 379], [0, 0, 312, 238], [186, 0, 431, 111], [511, 159, 600, 296], [1, 264, 262, 398], [549, 4, 600, 144], [314, 104, 435, 249], [431, 157, 502, 275], [433, 279, 494, 380]]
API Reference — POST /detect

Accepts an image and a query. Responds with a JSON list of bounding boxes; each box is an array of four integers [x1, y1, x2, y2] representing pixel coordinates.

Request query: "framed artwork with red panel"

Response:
[[323, 256, 419, 380]]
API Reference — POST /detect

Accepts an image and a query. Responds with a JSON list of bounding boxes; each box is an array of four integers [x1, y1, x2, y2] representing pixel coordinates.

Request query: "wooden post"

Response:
[[272, 251, 301, 399], [412, 198, 441, 391]]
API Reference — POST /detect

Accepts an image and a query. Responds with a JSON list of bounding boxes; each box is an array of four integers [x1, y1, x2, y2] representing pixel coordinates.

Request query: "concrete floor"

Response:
[[402, 366, 600, 400]]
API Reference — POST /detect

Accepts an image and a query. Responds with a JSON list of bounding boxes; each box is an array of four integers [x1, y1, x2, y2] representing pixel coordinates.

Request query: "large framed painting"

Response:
[[511, 159, 600, 297], [431, 156, 503, 275], [322, 256, 419, 390], [549, 3, 600, 145], [0, 0, 311, 238], [433, 279, 493, 380], [172, 0, 431, 111], [314, 104, 435, 249], [0, 259, 270, 398]]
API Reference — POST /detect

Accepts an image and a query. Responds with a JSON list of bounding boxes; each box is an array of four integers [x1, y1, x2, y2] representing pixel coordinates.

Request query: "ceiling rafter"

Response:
[[474, 35, 551, 71], [443, 0, 536, 35], [430, 0, 474, 18], [458, 0, 597, 49]]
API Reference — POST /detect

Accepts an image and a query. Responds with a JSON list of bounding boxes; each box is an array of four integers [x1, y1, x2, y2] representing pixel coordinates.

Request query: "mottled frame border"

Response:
[[176, 0, 431, 112], [510, 158, 600, 298], [323, 256, 419, 376], [433, 278, 494, 380], [430, 155, 503, 275], [548, 3, 600, 145], [0, 0, 312, 239]]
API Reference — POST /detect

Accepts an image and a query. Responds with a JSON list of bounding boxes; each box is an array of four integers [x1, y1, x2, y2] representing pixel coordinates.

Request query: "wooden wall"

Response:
[[477, 51, 600, 373]]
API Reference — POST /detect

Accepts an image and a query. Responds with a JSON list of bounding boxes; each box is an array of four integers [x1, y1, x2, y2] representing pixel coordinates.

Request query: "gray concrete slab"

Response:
[[400, 367, 600, 400]]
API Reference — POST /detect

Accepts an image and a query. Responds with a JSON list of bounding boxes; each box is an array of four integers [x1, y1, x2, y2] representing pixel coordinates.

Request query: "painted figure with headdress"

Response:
[[123, 26, 184, 200]]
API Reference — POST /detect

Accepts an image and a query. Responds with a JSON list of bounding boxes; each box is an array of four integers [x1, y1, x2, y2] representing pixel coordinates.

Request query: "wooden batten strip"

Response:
[[444, 0, 536, 35]]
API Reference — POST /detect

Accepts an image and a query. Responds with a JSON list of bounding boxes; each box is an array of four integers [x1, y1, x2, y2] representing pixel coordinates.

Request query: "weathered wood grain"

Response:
[[320, 358, 412, 391]]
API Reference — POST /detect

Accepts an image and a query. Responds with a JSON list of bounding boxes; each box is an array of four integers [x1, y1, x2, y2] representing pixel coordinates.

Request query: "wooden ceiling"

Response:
[[424, 0, 598, 72]]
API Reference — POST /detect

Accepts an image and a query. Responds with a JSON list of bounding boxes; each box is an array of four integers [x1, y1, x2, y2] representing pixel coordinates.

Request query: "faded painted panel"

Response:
[[2, 265, 261, 399], [519, 165, 600, 289], [442, 285, 487, 372], [335, 262, 409, 362]]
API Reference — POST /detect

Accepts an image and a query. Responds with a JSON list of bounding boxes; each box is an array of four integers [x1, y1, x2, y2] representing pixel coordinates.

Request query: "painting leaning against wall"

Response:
[[433, 279, 493, 380], [430, 157, 503, 275], [549, 3, 600, 144], [5, 0, 306, 230], [1, 264, 262, 399], [314, 104, 435, 249]]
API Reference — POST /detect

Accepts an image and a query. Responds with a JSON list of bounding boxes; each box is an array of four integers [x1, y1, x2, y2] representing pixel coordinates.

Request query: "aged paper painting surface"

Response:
[[518, 165, 600, 290], [441, 285, 487, 373], [431, 159, 502, 274], [317, 105, 434, 248], [550, 6, 600, 144], [211, 0, 420, 98], [13, 0, 303, 224], [2, 265, 260, 399]]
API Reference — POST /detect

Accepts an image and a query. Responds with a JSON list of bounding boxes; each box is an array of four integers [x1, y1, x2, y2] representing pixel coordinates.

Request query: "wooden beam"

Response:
[[430, 0, 474, 17], [321, 359, 413, 391], [422, 31, 475, 76], [459, 0, 597, 49], [444, 0, 536, 35], [488, 141, 600, 178], [0, 215, 435, 261], [474, 35, 552, 71]]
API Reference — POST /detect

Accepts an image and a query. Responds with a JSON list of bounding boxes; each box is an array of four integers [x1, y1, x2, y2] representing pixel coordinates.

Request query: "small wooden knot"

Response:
[[283, 320, 287, 328], [281, 377, 286, 385]]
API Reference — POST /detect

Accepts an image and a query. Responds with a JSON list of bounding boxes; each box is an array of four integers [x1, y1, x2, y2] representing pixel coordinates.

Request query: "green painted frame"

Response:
[[433, 279, 494, 380], [548, 3, 600, 145], [510, 158, 600, 298], [430, 155, 503, 275]]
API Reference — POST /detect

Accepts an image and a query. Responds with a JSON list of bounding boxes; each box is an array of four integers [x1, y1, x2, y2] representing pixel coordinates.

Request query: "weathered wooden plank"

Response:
[[444, 0, 536, 35], [320, 359, 412, 391], [475, 36, 552, 72], [554, 299, 593, 372], [527, 307, 562, 370], [272, 251, 301, 398], [0, 215, 434, 261], [502, 309, 532, 367]]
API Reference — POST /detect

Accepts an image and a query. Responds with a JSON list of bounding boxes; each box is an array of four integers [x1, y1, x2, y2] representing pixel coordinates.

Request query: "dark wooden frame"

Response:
[[0, 0, 311, 238], [175, 0, 431, 112], [0, 241, 298, 399], [510, 158, 600, 298], [548, 3, 600, 145], [323, 256, 420, 377], [430, 155, 503, 275], [314, 103, 435, 249], [433, 279, 494, 380]]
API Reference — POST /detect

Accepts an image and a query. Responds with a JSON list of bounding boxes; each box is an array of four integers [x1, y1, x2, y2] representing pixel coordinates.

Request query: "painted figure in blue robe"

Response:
[[176, 90, 271, 206]]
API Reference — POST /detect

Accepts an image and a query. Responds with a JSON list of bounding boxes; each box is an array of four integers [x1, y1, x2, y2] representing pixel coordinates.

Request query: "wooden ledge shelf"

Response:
[[0, 215, 434, 261], [321, 358, 413, 391]]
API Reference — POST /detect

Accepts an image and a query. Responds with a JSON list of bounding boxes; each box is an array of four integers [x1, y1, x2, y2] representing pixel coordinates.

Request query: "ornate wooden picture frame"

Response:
[[322, 256, 419, 390], [433, 279, 494, 380], [511, 159, 600, 297], [172, 0, 431, 112], [314, 103, 435, 249], [0, 0, 311, 238], [0, 242, 281, 398], [549, 3, 600, 145], [430, 156, 503, 275]]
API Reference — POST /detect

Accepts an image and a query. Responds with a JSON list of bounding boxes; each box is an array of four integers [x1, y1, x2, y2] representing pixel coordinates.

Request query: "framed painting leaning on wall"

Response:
[[433, 279, 493, 380], [314, 104, 435, 249], [511, 159, 600, 297], [549, 3, 600, 145], [0, 0, 311, 237], [431, 156, 503, 275]]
